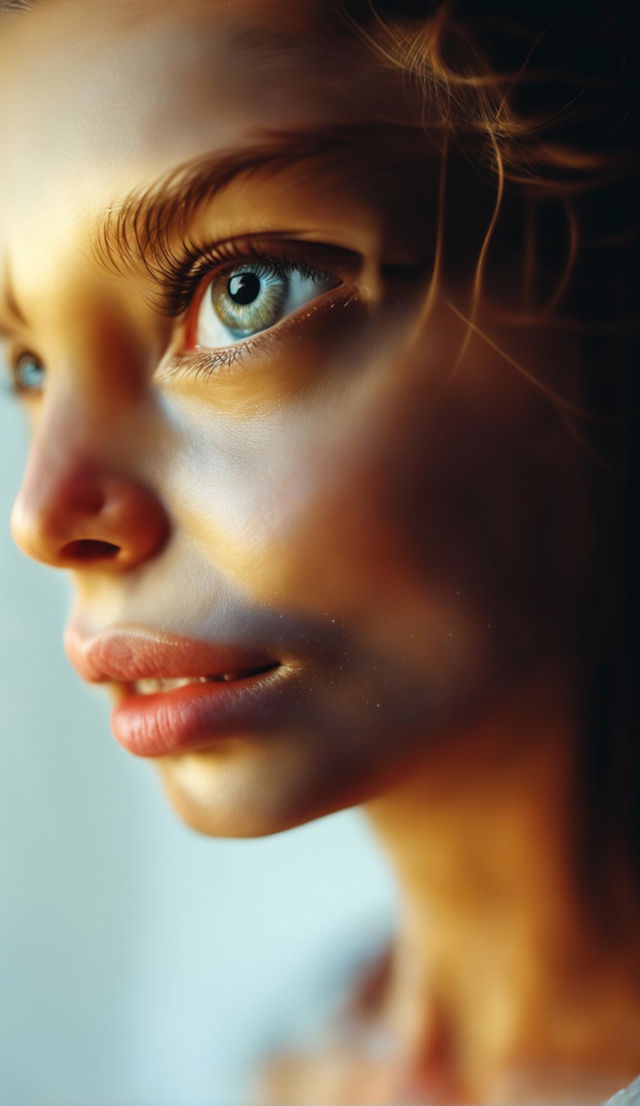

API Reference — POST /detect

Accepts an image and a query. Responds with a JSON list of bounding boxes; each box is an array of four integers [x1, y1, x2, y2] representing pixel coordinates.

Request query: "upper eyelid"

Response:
[[149, 237, 362, 319], [92, 122, 407, 281]]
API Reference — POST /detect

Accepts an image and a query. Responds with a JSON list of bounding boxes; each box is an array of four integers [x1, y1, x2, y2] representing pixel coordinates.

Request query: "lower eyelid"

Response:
[[159, 284, 363, 387]]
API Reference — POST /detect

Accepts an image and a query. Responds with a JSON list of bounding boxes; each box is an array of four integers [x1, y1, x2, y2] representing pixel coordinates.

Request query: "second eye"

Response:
[[193, 261, 340, 349]]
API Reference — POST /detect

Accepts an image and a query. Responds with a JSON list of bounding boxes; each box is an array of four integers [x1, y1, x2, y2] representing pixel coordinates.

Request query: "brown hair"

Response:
[[342, 0, 640, 925]]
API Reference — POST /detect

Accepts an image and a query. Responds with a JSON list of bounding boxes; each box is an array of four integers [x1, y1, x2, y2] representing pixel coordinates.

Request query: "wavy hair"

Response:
[[342, 0, 640, 928]]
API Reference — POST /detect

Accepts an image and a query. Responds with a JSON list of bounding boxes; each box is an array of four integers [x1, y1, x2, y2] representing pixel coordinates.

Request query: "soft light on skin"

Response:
[[2, 1, 639, 1102]]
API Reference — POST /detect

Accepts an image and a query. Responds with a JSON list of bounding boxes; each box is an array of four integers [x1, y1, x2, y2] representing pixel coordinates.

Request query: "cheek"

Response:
[[132, 327, 594, 838], [163, 319, 589, 674]]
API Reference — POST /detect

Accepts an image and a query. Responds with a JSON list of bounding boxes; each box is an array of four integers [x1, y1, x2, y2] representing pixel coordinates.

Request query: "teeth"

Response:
[[132, 666, 276, 694], [134, 676, 211, 694], [134, 673, 247, 694]]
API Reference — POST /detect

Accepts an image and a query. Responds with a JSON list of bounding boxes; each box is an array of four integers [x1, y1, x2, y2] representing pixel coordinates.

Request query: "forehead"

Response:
[[0, 0, 401, 288], [0, 0, 361, 158]]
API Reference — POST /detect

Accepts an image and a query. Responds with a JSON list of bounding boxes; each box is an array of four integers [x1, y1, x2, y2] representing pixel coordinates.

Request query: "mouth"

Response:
[[114, 661, 285, 757], [132, 665, 279, 695], [65, 624, 287, 758]]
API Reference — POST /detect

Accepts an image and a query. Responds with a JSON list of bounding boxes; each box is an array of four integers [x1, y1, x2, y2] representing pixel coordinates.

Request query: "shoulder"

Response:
[[605, 1076, 640, 1105]]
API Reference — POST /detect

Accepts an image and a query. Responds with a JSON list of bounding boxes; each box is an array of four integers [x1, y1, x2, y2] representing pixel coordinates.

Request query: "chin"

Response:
[[153, 743, 369, 839]]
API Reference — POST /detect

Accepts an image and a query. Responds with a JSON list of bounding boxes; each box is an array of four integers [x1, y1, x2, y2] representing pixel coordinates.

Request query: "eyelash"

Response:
[[149, 236, 339, 320]]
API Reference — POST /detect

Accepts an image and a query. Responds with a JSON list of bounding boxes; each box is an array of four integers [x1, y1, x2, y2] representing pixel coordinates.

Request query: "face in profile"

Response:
[[1, 0, 591, 837]]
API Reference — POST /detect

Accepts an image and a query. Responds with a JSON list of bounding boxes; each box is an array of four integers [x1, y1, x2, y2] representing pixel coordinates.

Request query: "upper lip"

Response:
[[65, 624, 279, 684]]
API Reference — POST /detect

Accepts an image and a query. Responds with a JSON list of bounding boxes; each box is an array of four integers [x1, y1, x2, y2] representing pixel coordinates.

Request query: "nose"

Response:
[[11, 433, 169, 571]]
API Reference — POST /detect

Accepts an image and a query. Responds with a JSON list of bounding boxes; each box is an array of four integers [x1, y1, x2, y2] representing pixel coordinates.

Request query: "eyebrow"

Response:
[[94, 123, 423, 281]]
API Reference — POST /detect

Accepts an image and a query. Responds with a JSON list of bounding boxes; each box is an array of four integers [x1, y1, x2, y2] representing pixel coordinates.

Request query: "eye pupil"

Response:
[[227, 272, 261, 306]]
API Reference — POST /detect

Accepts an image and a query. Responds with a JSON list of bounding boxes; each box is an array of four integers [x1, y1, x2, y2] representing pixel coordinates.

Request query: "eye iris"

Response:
[[228, 272, 261, 306], [211, 263, 286, 337], [15, 353, 45, 392]]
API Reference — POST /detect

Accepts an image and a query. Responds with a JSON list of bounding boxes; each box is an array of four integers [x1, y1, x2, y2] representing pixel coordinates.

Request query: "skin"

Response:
[[2, 0, 639, 1101]]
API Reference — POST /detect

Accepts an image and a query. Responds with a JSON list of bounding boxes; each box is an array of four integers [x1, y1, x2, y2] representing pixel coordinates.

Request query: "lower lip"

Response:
[[111, 668, 282, 757]]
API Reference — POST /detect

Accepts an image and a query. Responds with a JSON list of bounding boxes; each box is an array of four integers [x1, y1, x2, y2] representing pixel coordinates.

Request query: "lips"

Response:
[[65, 624, 278, 684], [65, 624, 283, 757]]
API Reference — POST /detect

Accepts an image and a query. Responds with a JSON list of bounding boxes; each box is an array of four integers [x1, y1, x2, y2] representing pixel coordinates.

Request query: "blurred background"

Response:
[[0, 395, 397, 1106]]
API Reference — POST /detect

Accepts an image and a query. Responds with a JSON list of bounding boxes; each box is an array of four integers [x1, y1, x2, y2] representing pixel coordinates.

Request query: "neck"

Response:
[[364, 664, 640, 1103]]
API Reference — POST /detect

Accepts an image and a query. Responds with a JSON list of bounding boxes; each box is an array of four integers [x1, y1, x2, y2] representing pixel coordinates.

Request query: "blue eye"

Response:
[[194, 261, 339, 348], [13, 351, 46, 395]]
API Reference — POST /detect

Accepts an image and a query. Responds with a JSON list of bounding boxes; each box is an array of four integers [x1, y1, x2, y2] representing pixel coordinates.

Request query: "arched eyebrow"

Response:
[[93, 123, 423, 282], [95, 126, 365, 274]]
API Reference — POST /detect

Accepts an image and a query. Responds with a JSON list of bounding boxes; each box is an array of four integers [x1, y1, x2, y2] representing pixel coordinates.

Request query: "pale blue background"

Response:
[[0, 396, 396, 1106]]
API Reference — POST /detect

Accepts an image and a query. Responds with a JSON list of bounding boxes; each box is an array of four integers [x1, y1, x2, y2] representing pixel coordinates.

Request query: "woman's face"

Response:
[[0, 0, 590, 835]]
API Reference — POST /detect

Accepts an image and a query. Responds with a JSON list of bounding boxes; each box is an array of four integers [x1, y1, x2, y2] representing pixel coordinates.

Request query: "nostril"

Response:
[[61, 539, 121, 562]]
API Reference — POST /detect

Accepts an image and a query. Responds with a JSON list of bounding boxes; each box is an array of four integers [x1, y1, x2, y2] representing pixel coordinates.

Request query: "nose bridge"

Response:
[[11, 383, 170, 570], [16, 390, 110, 521]]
